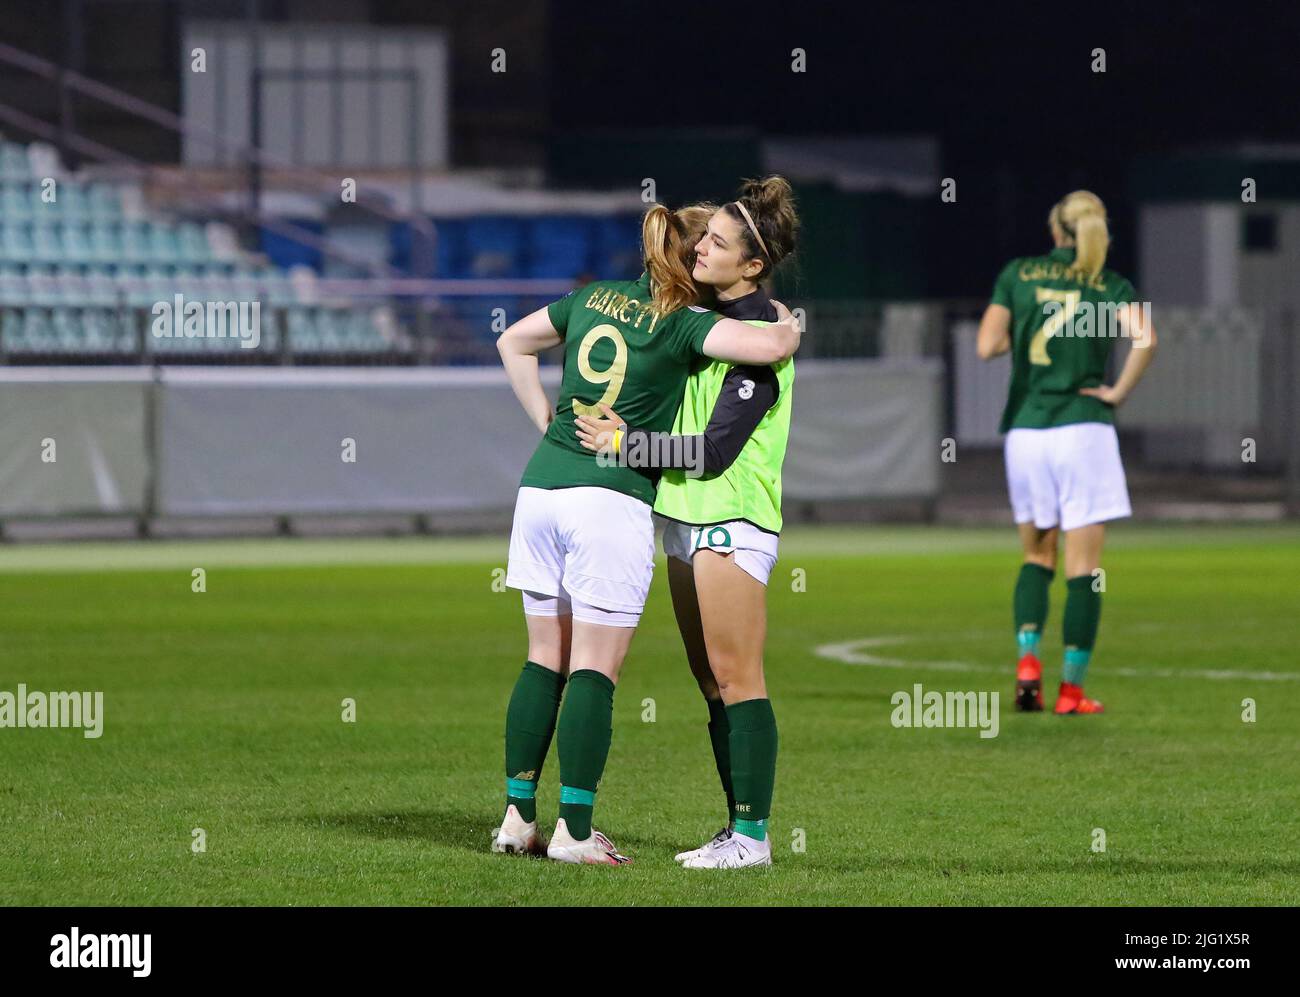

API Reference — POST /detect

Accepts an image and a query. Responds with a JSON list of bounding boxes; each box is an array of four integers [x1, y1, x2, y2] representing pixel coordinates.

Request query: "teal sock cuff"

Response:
[[559, 785, 596, 806], [725, 697, 776, 732], [734, 818, 767, 841], [1017, 630, 1042, 653], [506, 777, 536, 799]]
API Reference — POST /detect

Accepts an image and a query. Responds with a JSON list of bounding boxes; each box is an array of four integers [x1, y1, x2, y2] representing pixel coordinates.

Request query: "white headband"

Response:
[[732, 201, 770, 259]]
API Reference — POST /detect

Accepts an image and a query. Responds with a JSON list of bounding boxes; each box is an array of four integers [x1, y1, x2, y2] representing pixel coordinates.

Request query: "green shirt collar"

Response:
[[1048, 246, 1076, 263]]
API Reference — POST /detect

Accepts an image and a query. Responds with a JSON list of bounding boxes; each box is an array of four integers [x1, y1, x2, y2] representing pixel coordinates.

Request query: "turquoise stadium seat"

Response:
[[149, 222, 180, 262], [89, 221, 122, 263], [1, 182, 32, 222], [3, 221, 34, 261], [120, 221, 151, 263], [32, 223, 63, 263], [26, 265, 59, 307], [60, 221, 93, 264], [87, 183, 122, 220], [177, 222, 211, 263], [0, 266, 28, 307]]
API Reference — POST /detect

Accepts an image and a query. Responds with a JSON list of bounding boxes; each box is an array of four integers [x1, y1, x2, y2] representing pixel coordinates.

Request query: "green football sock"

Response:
[[557, 669, 615, 840], [726, 698, 777, 841], [706, 697, 735, 827], [1014, 563, 1054, 656], [1062, 575, 1102, 686], [503, 661, 565, 823]]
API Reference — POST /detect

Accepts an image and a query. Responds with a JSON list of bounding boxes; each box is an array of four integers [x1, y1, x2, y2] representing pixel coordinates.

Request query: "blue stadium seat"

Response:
[[591, 214, 643, 279], [525, 215, 595, 279], [462, 216, 527, 279]]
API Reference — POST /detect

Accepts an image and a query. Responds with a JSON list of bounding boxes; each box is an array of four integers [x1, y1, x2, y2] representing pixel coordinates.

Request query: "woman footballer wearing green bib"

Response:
[[576, 177, 800, 869], [492, 204, 800, 865], [976, 190, 1157, 715]]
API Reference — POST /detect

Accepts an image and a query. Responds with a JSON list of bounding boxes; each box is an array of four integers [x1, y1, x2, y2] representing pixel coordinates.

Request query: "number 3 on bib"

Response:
[[572, 324, 628, 416]]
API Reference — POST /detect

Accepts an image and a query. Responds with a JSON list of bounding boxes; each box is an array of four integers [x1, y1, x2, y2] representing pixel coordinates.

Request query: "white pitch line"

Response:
[[814, 636, 1300, 683]]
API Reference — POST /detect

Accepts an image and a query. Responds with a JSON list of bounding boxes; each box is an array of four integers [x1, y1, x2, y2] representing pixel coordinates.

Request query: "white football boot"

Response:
[[674, 826, 733, 863], [491, 804, 539, 855], [545, 819, 631, 865], [681, 831, 771, 869]]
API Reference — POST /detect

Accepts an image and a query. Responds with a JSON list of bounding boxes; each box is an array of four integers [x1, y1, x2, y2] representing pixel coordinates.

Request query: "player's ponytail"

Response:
[[722, 175, 800, 282], [1050, 190, 1110, 281], [641, 203, 698, 314]]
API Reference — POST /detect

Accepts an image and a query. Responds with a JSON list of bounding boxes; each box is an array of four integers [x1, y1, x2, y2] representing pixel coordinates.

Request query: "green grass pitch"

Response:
[[2, 524, 1297, 906]]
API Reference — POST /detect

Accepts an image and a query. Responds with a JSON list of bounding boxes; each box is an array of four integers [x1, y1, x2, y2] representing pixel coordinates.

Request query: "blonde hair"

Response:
[[1049, 190, 1109, 281], [641, 204, 700, 315]]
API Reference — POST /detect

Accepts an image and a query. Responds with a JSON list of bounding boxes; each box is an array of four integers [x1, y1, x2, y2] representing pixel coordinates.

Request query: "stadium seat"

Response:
[[177, 222, 212, 264], [89, 221, 123, 263], [87, 183, 122, 221], [148, 222, 181, 262], [0, 266, 29, 307], [428, 218, 467, 277], [32, 223, 64, 264], [525, 215, 595, 279], [26, 264, 60, 308], [1, 182, 33, 222], [462, 216, 527, 279], [60, 221, 93, 264], [120, 221, 152, 263], [592, 214, 643, 279]]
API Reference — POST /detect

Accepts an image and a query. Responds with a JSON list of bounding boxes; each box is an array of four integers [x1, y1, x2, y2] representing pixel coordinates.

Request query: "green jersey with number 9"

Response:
[[991, 246, 1137, 433], [520, 273, 722, 505]]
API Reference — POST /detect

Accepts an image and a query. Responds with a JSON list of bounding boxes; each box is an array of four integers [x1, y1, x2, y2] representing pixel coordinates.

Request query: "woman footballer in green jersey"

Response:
[[976, 190, 1158, 715], [576, 177, 800, 869], [491, 203, 801, 864]]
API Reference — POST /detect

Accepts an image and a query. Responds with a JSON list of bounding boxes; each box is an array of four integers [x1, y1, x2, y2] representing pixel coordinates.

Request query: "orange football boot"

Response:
[[1054, 681, 1105, 715], [1015, 653, 1044, 711]]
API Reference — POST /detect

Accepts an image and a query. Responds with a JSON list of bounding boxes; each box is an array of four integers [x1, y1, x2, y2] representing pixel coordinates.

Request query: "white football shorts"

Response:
[[1004, 422, 1132, 533], [659, 517, 780, 586], [506, 485, 655, 627]]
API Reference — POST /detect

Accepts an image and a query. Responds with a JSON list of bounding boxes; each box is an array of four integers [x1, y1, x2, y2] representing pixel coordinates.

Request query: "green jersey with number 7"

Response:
[[520, 272, 722, 505], [991, 246, 1138, 433]]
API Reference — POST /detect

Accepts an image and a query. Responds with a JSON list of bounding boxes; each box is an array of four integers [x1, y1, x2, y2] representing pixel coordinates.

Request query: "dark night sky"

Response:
[[550, 1, 1299, 151], [549, 0, 1300, 291]]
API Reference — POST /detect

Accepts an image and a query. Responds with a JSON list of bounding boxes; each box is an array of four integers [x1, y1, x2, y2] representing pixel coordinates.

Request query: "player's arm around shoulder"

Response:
[[702, 313, 800, 365]]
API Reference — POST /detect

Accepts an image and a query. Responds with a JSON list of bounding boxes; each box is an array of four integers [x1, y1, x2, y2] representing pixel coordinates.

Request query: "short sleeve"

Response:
[[546, 290, 579, 338], [990, 259, 1018, 309], [668, 305, 723, 361]]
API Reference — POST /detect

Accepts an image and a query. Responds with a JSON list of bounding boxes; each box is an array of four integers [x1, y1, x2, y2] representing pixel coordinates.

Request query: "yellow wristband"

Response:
[[611, 429, 624, 454]]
